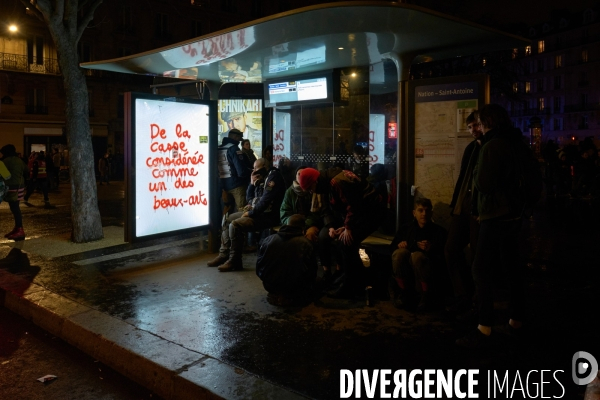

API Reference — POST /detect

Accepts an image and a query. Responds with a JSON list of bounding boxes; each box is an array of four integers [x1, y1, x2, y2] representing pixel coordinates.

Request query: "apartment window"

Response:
[[117, 47, 132, 57], [554, 55, 562, 68], [221, 0, 236, 12], [512, 48, 518, 59], [538, 40, 545, 53], [192, 20, 202, 37], [581, 93, 588, 107], [523, 100, 529, 111], [537, 78, 544, 92], [537, 59, 545, 72], [513, 82, 519, 93], [583, 9, 593, 24], [78, 42, 92, 62], [120, 6, 132, 31], [581, 115, 588, 129], [581, 49, 588, 63], [251, 0, 262, 18], [155, 13, 169, 38], [525, 82, 531, 93], [553, 118, 562, 131], [482, 57, 487, 67], [538, 98, 545, 111], [582, 28, 589, 42], [554, 75, 561, 90], [554, 96, 561, 113], [525, 45, 532, 56], [26, 88, 47, 114], [27, 36, 44, 65], [556, 36, 564, 48]]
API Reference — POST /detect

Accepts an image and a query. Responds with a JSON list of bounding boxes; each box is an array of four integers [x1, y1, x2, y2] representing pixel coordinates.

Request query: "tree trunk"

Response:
[[54, 35, 103, 243]]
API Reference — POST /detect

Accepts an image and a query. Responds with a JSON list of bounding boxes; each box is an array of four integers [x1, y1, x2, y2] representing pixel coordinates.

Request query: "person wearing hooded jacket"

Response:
[[0, 144, 28, 240], [456, 104, 527, 349], [217, 128, 252, 212], [298, 167, 385, 298], [256, 214, 318, 306]]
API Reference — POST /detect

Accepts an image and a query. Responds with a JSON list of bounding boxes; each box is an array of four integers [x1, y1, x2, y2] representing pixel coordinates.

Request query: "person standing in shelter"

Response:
[[208, 157, 285, 272], [0, 144, 28, 240], [456, 104, 528, 349], [256, 214, 319, 306], [217, 128, 252, 212], [98, 152, 111, 185], [444, 111, 483, 314], [241, 139, 257, 167], [389, 198, 447, 312], [24, 151, 53, 209], [298, 167, 385, 298]]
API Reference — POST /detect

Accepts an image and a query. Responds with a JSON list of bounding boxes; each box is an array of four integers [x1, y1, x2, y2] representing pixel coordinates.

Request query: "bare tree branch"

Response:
[[17, 0, 44, 21], [76, 0, 103, 43]]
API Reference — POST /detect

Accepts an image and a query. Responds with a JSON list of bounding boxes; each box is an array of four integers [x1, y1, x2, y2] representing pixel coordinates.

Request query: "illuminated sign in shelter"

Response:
[[124, 93, 216, 242]]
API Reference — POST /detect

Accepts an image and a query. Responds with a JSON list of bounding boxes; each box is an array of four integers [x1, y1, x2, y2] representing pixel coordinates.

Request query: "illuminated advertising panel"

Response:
[[125, 93, 216, 241], [217, 99, 263, 158]]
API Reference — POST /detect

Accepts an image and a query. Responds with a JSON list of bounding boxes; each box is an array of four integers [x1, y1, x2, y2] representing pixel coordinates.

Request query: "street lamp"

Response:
[[8, 25, 18, 33]]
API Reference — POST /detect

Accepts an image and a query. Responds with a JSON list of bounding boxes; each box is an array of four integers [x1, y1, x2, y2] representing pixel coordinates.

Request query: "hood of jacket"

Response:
[[277, 224, 304, 240]]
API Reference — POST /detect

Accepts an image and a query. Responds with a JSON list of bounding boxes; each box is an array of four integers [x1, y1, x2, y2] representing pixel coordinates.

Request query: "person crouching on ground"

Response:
[[389, 197, 447, 312], [256, 214, 319, 306]]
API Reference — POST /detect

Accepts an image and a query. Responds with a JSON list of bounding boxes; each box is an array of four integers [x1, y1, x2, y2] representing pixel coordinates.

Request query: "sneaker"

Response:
[[4, 227, 17, 238], [207, 255, 228, 267], [217, 259, 243, 272], [456, 328, 493, 349], [7, 227, 25, 241], [24, 201, 33, 207]]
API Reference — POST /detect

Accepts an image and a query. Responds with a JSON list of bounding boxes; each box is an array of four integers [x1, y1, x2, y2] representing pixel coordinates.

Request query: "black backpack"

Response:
[[512, 141, 543, 217]]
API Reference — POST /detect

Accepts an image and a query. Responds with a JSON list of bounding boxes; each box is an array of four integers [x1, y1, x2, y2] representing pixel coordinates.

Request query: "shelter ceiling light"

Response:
[[9, 25, 18, 32], [338, 47, 344, 50]]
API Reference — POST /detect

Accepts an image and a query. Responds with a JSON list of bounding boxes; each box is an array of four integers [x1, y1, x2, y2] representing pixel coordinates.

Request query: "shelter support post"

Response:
[[381, 52, 416, 231]]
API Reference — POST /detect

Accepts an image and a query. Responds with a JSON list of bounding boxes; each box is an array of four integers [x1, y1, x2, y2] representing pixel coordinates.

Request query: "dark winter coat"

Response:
[[256, 225, 318, 295], [473, 127, 525, 221], [217, 137, 252, 191]]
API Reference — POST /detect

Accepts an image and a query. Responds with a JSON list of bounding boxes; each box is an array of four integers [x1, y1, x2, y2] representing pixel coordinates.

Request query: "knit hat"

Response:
[[298, 168, 320, 191]]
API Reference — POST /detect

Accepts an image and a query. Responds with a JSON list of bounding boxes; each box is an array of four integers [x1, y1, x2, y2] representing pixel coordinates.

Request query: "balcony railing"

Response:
[[0, 52, 61, 75]]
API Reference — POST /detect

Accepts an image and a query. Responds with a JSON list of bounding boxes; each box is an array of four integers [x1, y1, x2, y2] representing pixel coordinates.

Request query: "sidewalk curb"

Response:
[[0, 269, 306, 400]]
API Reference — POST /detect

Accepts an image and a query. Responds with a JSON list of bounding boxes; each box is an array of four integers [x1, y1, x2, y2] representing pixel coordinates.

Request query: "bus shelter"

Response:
[[81, 1, 528, 242]]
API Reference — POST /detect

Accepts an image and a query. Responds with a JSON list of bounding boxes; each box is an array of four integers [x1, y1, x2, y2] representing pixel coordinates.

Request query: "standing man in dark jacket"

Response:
[[256, 214, 318, 306], [298, 167, 385, 298], [445, 112, 483, 312], [217, 128, 252, 212], [208, 160, 286, 272], [390, 197, 447, 312], [456, 104, 527, 349]]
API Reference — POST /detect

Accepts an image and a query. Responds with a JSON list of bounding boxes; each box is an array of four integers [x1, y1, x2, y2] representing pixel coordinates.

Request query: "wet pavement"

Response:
[[1, 182, 599, 399]]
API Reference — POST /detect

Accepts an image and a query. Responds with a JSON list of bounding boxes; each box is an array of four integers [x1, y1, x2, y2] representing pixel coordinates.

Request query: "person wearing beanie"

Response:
[[0, 144, 28, 240], [298, 166, 385, 298], [280, 166, 332, 274]]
